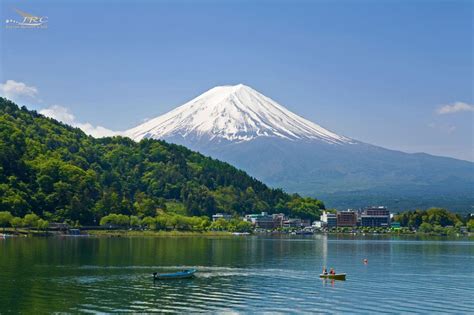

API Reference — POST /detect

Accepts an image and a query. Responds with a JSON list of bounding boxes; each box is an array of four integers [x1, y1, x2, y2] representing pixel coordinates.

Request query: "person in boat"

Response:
[[322, 267, 328, 275], [329, 268, 335, 275]]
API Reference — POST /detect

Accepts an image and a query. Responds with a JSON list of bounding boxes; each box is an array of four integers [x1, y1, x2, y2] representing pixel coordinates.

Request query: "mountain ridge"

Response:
[[124, 84, 474, 212]]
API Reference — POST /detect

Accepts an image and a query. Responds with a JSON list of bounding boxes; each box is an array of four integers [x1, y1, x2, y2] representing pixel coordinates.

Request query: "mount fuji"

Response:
[[126, 84, 351, 144], [125, 84, 474, 212]]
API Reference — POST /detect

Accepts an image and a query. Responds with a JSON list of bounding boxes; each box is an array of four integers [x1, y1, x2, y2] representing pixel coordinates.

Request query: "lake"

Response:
[[0, 235, 473, 313]]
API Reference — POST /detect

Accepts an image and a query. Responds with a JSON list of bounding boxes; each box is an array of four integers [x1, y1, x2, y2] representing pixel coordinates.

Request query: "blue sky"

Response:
[[1, 0, 473, 161]]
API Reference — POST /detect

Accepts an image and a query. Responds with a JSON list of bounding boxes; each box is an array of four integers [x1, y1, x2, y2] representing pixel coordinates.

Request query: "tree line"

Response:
[[99, 213, 253, 232], [394, 208, 473, 233], [0, 211, 49, 231]]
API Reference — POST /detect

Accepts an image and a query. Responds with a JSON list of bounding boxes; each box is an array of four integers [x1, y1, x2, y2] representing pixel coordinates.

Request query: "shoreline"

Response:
[[86, 230, 234, 237], [2, 229, 472, 239]]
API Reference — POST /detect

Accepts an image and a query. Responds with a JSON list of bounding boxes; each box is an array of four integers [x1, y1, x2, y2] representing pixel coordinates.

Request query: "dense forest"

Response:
[[0, 98, 325, 225]]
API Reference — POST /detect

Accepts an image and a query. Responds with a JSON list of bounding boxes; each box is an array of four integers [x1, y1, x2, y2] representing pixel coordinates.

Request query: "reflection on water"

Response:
[[0, 235, 473, 313]]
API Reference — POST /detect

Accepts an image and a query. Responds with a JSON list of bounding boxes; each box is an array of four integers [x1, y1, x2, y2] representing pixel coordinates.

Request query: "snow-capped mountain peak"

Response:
[[125, 84, 352, 144]]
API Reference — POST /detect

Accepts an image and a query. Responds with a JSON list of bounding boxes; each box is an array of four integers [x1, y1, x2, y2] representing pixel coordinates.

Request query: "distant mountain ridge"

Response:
[[126, 84, 474, 213]]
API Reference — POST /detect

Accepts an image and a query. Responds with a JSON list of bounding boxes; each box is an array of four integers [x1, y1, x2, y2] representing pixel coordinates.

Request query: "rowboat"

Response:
[[153, 269, 197, 280], [319, 273, 346, 280]]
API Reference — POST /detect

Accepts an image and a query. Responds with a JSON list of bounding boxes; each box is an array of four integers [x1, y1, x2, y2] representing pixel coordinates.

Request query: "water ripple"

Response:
[[1, 237, 473, 313]]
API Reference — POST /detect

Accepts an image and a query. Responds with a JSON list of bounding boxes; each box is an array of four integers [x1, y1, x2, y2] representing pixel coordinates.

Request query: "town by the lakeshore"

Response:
[[2, 206, 472, 239]]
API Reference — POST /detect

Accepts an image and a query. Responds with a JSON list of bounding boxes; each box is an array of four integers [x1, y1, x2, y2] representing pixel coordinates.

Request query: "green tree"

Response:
[[141, 216, 156, 230], [395, 208, 463, 229], [191, 216, 210, 231], [419, 222, 433, 233], [23, 213, 40, 228], [133, 192, 159, 217], [36, 219, 49, 231], [100, 214, 130, 227], [155, 215, 169, 230], [467, 219, 474, 232], [10, 217, 23, 230], [210, 218, 230, 231], [232, 219, 252, 232], [0, 211, 13, 232], [130, 215, 140, 227], [278, 197, 325, 221]]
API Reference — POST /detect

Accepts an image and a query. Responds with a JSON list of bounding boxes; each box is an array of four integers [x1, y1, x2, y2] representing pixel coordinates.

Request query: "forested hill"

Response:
[[0, 98, 324, 225]]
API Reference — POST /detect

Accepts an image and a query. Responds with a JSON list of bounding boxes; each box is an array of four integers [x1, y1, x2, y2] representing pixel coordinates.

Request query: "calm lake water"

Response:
[[0, 235, 473, 314]]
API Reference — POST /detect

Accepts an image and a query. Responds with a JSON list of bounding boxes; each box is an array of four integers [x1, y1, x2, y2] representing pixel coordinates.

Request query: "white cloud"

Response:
[[39, 105, 75, 123], [40, 105, 119, 138], [1, 79, 118, 138], [436, 102, 474, 114], [0, 80, 39, 100]]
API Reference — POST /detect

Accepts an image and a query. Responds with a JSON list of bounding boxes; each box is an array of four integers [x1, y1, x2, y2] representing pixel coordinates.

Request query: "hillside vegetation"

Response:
[[0, 98, 325, 225]]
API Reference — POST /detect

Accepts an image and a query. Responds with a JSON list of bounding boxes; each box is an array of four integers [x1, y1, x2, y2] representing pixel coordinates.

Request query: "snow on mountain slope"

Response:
[[125, 84, 352, 144]]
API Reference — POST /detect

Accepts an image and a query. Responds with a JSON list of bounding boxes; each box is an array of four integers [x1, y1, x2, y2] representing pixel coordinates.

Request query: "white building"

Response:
[[321, 211, 337, 228]]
